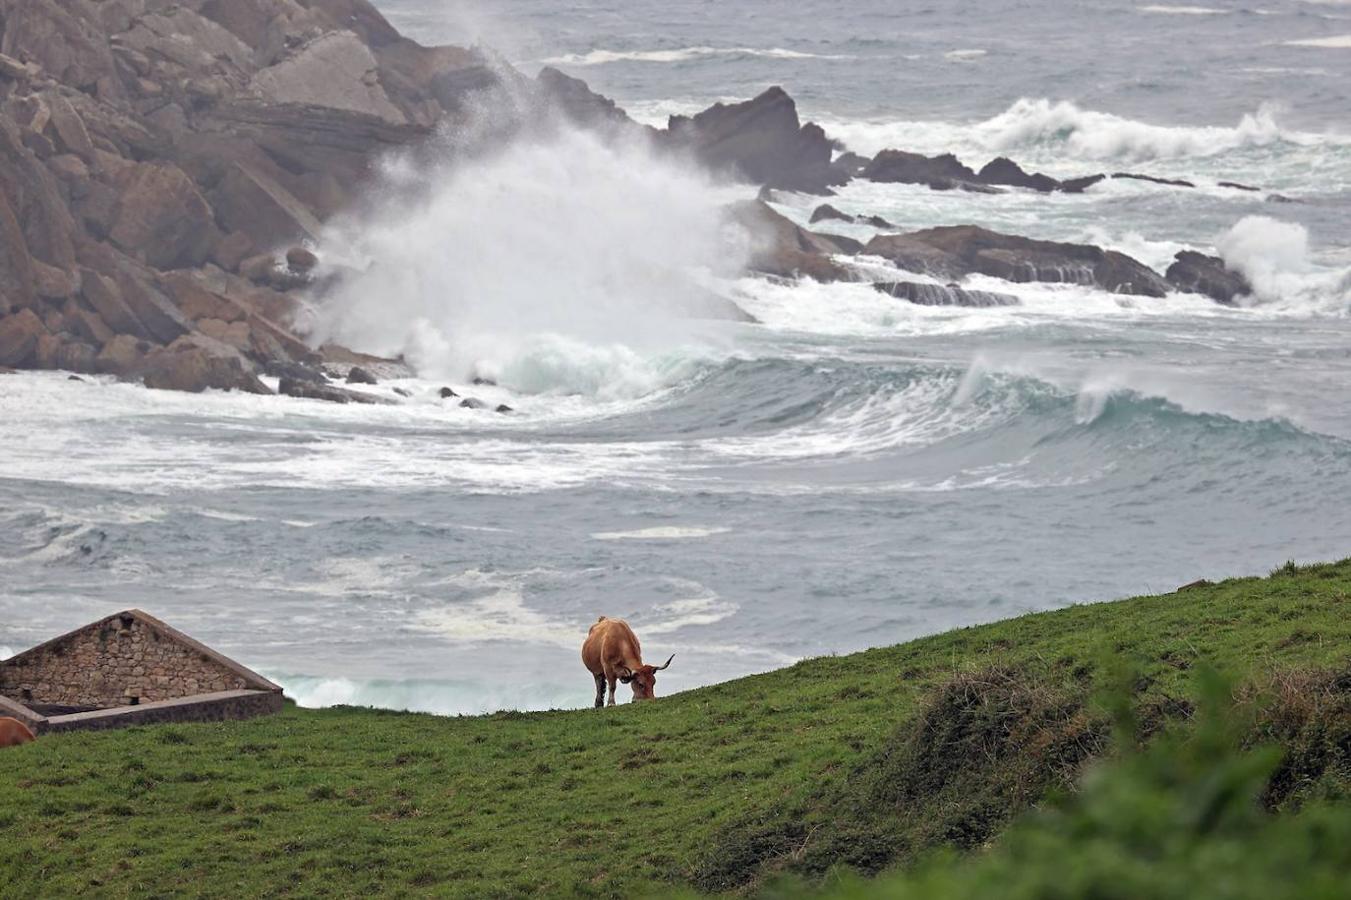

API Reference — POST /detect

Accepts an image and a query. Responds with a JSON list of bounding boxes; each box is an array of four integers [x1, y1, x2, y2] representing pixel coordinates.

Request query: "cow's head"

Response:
[[618, 654, 675, 700]]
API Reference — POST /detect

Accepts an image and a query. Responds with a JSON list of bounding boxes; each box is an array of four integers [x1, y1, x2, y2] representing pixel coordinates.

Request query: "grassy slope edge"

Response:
[[2, 560, 1350, 897]]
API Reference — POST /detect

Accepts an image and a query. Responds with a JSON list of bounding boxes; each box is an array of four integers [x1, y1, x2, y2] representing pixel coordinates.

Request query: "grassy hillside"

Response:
[[3, 560, 1350, 897]]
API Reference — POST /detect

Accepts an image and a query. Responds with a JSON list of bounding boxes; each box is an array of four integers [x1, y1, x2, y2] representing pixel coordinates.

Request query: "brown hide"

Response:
[[0, 717, 37, 748]]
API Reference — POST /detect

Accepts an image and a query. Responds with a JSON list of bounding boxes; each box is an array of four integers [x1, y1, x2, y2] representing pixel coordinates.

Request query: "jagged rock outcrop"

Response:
[[1165, 251, 1252, 305], [809, 204, 893, 229], [862, 150, 987, 191], [0, 0, 544, 395], [977, 157, 1060, 193], [665, 87, 843, 194], [864, 226, 1170, 297]]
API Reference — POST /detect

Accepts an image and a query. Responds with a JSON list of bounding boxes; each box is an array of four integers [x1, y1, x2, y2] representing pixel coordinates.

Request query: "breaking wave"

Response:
[[816, 97, 1350, 165]]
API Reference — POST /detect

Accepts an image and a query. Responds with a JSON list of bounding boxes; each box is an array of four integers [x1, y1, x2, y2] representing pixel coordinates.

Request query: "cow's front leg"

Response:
[[593, 673, 606, 709], [606, 675, 617, 707]]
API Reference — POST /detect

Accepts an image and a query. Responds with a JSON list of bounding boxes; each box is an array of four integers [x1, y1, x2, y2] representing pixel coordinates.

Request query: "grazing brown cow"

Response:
[[582, 617, 674, 708], [0, 716, 36, 748]]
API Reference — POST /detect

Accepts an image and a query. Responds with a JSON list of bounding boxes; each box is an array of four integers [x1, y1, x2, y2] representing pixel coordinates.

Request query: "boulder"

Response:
[[495, 404, 513, 414], [438, 386, 458, 398], [865, 225, 1169, 297], [726, 200, 855, 282], [0, 190, 35, 314], [108, 162, 218, 269], [862, 150, 978, 188], [212, 232, 256, 273], [250, 31, 406, 125], [0, 309, 49, 367], [809, 204, 853, 225], [211, 161, 325, 249], [96, 334, 156, 377], [45, 95, 97, 164], [79, 267, 151, 340], [0, 122, 77, 271], [346, 365, 377, 385], [977, 157, 1059, 193], [0, 0, 125, 102], [1164, 251, 1251, 305], [286, 246, 319, 273], [141, 338, 272, 394], [278, 376, 390, 404], [32, 260, 78, 300], [459, 397, 487, 410], [666, 87, 843, 194], [873, 281, 1020, 307]]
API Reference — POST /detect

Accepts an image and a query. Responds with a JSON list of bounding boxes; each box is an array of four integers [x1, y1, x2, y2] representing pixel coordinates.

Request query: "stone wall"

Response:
[[37, 690, 285, 734], [0, 613, 253, 709]]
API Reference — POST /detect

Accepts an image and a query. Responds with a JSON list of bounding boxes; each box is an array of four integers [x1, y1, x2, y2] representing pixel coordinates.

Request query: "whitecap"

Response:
[[1138, 5, 1230, 13], [591, 526, 732, 540], [1284, 34, 1351, 47], [944, 48, 988, 61]]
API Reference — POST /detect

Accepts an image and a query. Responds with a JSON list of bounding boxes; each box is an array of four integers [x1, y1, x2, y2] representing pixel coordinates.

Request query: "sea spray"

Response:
[[304, 120, 748, 399], [1218, 215, 1351, 312]]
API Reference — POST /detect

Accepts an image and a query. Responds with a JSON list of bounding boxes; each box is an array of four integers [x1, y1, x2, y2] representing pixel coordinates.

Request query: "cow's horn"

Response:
[[655, 654, 675, 671]]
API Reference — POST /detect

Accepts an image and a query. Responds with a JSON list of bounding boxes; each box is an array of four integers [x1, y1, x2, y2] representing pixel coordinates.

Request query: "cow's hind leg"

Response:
[[593, 673, 606, 709], [606, 675, 617, 707]]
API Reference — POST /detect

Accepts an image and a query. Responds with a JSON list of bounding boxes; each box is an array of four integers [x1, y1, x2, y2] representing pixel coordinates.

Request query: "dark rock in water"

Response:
[[346, 365, 378, 385], [1218, 181, 1261, 193], [755, 185, 778, 203], [438, 386, 459, 398], [809, 204, 853, 224], [67, 375, 85, 382], [873, 281, 1021, 308], [831, 151, 872, 180], [1112, 172, 1196, 189], [459, 397, 487, 409], [286, 246, 318, 273], [1164, 251, 1251, 305], [279, 376, 390, 404], [862, 150, 993, 192], [471, 376, 496, 386], [1058, 174, 1107, 193], [859, 214, 894, 229], [977, 157, 1060, 193], [666, 87, 843, 194], [865, 225, 1169, 297], [726, 200, 856, 282], [263, 360, 327, 383], [495, 404, 513, 413], [393, 387, 412, 397], [1267, 194, 1300, 204]]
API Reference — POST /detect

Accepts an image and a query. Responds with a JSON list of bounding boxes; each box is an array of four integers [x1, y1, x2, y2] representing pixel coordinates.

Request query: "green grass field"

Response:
[[3, 560, 1350, 898]]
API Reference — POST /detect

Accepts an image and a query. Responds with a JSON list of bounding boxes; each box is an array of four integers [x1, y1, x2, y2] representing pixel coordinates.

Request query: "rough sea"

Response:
[[3, 0, 1349, 713]]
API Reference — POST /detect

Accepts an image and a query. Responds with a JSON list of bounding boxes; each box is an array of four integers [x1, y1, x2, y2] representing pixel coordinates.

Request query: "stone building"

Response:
[[0, 610, 284, 734]]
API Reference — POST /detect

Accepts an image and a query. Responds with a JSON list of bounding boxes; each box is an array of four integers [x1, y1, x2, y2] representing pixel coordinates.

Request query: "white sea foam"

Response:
[[944, 48, 988, 61], [591, 526, 732, 540], [307, 123, 746, 400], [0, 646, 13, 661], [540, 46, 851, 66], [1284, 34, 1351, 47], [1217, 216, 1351, 311], [816, 98, 1313, 165], [1138, 5, 1230, 14]]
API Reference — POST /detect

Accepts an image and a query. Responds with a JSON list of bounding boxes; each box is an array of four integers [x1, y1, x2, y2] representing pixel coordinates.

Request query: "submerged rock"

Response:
[[809, 204, 853, 224], [438, 386, 458, 398], [459, 397, 487, 409], [278, 376, 391, 404], [873, 281, 1021, 308], [1164, 251, 1251, 305], [1112, 172, 1195, 189]]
